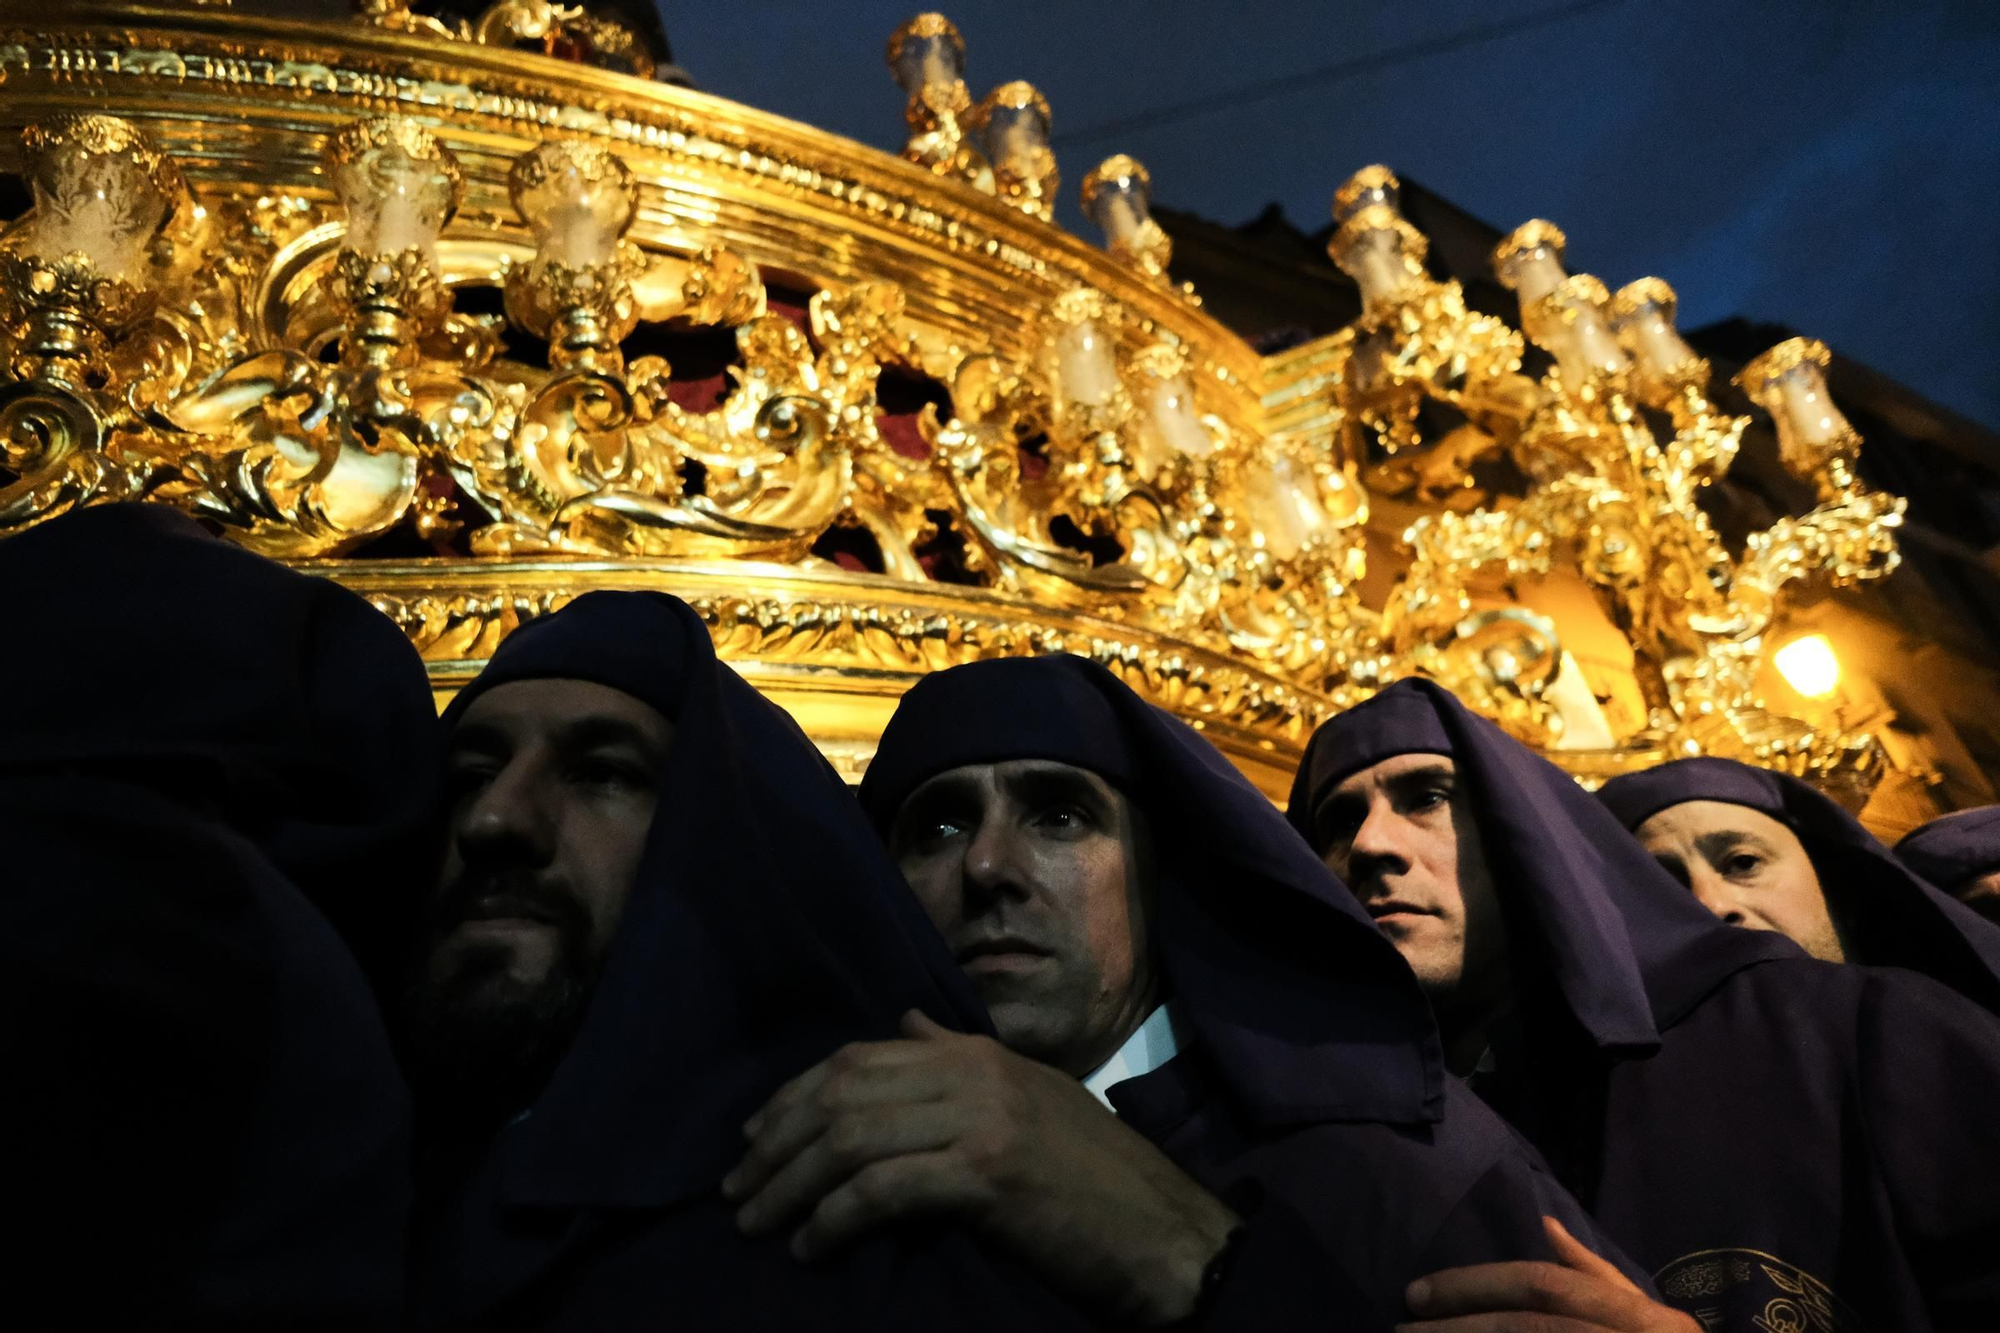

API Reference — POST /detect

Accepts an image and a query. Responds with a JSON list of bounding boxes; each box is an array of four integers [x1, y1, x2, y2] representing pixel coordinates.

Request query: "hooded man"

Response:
[[1289, 677, 2000, 1332], [402, 591, 1092, 1331], [725, 654, 1653, 1331], [0, 504, 439, 1329], [1897, 805, 2000, 927], [1598, 756, 2000, 1015]]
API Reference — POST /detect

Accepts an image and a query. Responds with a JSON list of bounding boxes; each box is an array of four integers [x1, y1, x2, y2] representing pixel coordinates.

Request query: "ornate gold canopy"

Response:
[[0, 3, 1906, 800]]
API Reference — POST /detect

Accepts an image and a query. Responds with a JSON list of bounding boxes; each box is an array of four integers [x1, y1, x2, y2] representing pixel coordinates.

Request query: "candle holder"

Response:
[[1044, 285, 1129, 443], [886, 13, 992, 189], [1327, 166, 1429, 316], [1081, 155, 1173, 284], [971, 81, 1058, 220], [1609, 277, 1710, 416], [327, 117, 461, 371], [1127, 343, 1218, 479], [1324, 166, 1531, 485], [1737, 337, 1863, 497], [0, 114, 183, 387], [1494, 222, 1628, 383], [505, 139, 645, 371]]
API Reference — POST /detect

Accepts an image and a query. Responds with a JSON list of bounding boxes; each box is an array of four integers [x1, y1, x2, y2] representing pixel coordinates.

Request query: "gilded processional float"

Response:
[[0, 3, 1913, 807]]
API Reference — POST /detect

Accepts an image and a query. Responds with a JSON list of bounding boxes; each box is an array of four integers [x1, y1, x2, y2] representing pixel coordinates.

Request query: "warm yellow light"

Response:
[[1775, 633, 1841, 698]]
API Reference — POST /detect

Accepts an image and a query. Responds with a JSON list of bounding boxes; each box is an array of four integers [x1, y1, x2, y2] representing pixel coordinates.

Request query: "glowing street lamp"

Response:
[[1775, 633, 1841, 699]]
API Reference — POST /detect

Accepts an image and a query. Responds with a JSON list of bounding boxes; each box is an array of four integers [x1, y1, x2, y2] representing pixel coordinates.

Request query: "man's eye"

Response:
[[1031, 803, 1090, 833], [445, 764, 496, 798], [1723, 853, 1762, 877], [570, 757, 651, 790], [900, 817, 966, 853], [1403, 786, 1452, 815], [1315, 810, 1361, 846]]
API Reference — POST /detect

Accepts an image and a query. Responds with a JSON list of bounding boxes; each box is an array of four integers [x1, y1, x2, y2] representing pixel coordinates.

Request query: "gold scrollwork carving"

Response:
[[0, 13, 1911, 793]]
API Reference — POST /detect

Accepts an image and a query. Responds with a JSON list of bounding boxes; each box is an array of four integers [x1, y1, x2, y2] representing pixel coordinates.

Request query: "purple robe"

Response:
[[1898, 805, 2000, 920], [410, 593, 1093, 1331], [1599, 756, 2000, 1015], [860, 656, 1645, 1329], [0, 505, 438, 1328], [1290, 679, 2000, 1332]]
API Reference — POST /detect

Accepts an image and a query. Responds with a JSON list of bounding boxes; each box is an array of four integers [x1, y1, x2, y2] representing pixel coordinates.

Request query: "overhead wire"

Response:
[[1049, 0, 1628, 149]]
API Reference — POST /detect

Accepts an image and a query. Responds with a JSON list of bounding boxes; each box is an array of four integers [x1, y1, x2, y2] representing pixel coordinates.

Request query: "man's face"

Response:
[[1959, 870, 2000, 927], [890, 759, 1159, 1078], [1633, 800, 1846, 963], [405, 678, 672, 1116], [1309, 753, 1510, 1020]]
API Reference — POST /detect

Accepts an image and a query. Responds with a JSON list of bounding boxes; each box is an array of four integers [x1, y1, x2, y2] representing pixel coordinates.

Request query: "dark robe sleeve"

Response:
[[1200, 1190, 1393, 1331], [1410, 1149, 1651, 1290], [1184, 1112, 1651, 1328], [1859, 969, 2000, 1327]]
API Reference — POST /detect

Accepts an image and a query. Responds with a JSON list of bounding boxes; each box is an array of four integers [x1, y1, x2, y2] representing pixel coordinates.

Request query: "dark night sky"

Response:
[[659, 1, 2000, 432]]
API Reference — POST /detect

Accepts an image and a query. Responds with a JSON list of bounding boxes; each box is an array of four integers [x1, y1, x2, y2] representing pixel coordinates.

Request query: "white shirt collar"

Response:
[[1081, 1003, 1182, 1110]]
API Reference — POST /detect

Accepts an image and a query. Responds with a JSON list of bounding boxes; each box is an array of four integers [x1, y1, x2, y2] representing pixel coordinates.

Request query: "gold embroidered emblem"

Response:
[[1654, 1249, 1868, 1333]]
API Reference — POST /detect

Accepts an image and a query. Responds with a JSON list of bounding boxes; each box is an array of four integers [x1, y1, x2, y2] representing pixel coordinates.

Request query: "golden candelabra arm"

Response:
[[0, 114, 188, 533], [1721, 336, 1903, 695], [1368, 204, 1905, 773], [1326, 167, 1533, 502], [121, 116, 508, 555]]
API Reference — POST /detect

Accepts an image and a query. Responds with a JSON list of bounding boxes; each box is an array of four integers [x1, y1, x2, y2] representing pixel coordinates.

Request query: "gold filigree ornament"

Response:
[[0, 4, 1912, 800], [1367, 222, 1900, 783], [474, 1, 656, 79]]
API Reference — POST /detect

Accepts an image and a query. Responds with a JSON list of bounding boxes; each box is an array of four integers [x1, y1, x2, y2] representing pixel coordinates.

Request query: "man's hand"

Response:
[[724, 1010, 1239, 1327], [1397, 1216, 1699, 1332]]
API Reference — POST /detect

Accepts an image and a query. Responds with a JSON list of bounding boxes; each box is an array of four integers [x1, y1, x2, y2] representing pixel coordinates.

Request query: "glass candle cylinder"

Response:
[[1737, 338, 1856, 477], [886, 13, 966, 99], [1609, 278, 1699, 386], [1331, 207, 1427, 313], [510, 140, 637, 271], [1082, 155, 1150, 252], [979, 82, 1052, 180], [1492, 220, 1570, 307], [1537, 276, 1630, 380], [330, 117, 462, 261], [1143, 370, 1216, 460], [1243, 453, 1328, 560], [20, 114, 178, 285], [1053, 315, 1121, 411], [1128, 344, 1216, 468]]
